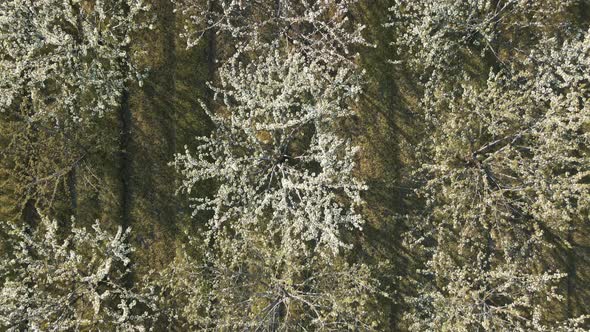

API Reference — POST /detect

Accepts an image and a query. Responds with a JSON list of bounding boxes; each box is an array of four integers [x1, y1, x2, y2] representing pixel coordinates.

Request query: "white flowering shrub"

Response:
[[174, 0, 368, 55], [386, 0, 573, 75], [174, 1, 370, 258], [168, 0, 390, 329], [0, 0, 151, 123], [0, 217, 156, 331], [408, 256, 590, 331], [174, 49, 366, 257], [152, 234, 388, 330], [405, 223, 579, 331], [388, 1, 590, 330]]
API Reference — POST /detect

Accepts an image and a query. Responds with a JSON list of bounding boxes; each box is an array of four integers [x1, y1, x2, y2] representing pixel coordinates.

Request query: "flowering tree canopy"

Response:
[[0, 0, 150, 123], [388, 1, 590, 330], [0, 217, 155, 331]]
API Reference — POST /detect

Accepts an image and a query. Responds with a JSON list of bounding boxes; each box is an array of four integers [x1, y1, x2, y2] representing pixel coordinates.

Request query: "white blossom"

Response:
[[0, 0, 151, 123], [388, 1, 590, 330], [0, 217, 156, 331]]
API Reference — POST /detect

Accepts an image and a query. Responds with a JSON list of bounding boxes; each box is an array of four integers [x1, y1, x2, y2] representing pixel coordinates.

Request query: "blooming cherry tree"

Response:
[[0, 0, 150, 123], [388, 1, 590, 330], [0, 217, 156, 331], [174, 49, 366, 257], [167, 1, 390, 329]]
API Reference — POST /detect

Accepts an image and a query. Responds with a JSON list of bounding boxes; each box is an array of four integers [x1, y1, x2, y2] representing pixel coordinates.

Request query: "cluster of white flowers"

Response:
[[175, 0, 368, 54], [153, 233, 388, 330], [174, 48, 366, 257], [0, 0, 151, 123], [167, 1, 389, 329], [174, 0, 368, 260], [386, 0, 572, 73], [0, 217, 156, 331], [389, 1, 590, 330]]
